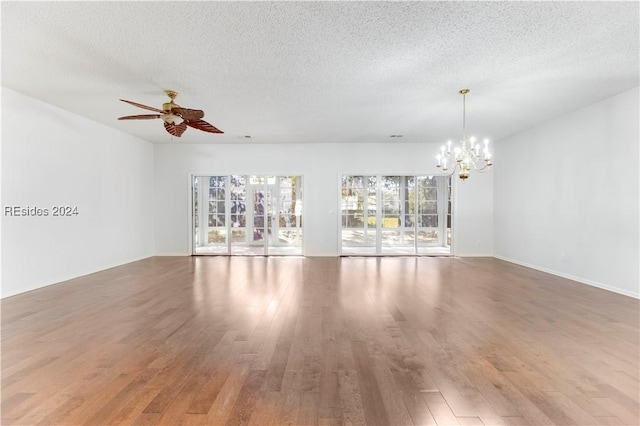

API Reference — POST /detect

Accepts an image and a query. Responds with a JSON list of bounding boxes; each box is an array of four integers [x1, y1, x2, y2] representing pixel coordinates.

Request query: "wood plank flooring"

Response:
[[2, 256, 638, 425]]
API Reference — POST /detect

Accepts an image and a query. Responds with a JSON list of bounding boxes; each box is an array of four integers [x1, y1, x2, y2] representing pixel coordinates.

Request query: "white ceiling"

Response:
[[2, 1, 638, 145]]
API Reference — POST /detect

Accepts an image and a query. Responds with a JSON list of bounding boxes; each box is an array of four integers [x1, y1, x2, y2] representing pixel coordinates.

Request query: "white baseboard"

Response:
[[493, 255, 639, 299], [154, 253, 190, 256]]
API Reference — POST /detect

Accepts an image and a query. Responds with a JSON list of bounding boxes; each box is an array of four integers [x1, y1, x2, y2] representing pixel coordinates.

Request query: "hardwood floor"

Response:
[[2, 256, 638, 425]]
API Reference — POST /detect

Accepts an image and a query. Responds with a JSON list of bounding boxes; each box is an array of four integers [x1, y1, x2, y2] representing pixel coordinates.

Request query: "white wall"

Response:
[[494, 87, 639, 298], [4, 85, 635, 298], [453, 170, 494, 256], [154, 142, 493, 257], [1, 88, 155, 298]]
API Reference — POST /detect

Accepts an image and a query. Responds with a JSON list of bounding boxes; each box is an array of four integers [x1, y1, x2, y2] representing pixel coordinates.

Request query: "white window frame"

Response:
[[190, 174, 304, 256], [338, 173, 453, 256]]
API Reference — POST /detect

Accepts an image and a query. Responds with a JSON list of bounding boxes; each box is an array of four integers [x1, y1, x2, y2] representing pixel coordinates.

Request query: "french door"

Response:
[[192, 175, 303, 255], [340, 175, 451, 255]]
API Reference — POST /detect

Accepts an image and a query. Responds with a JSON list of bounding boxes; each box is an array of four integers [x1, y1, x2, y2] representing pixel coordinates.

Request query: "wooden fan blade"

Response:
[[164, 121, 188, 137], [176, 122, 188, 136], [119, 99, 164, 113], [184, 119, 224, 134], [118, 114, 161, 120], [171, 107, 204, 121]]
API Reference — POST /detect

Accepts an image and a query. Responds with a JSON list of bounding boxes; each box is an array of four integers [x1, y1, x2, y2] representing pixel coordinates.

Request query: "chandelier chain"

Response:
[[462, 92, 466, 143]]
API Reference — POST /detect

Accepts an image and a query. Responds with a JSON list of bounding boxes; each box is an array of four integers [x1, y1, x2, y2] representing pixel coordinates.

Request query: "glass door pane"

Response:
[[230, 175, 265, 255], [208, 176, 227, 250], [416, 175, 439, 253], [403, 176, 417, 252], [229, 175, 248, 254], [381, 176, 415, 254], [341, 176, 368, 254], [193, 175, 228, 254], [268, 176, 303, 255], [416, 175, 452, 254], [364, 176, 378, 254], [252, 187, 267, 244]]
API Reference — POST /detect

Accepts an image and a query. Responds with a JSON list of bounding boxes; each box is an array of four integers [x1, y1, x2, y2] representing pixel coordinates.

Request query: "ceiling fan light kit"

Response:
[[436, 89, 492, 180], [118, 90, 223, 138]]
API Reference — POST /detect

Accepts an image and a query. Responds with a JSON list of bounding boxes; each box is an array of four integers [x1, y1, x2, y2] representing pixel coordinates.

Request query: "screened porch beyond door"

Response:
[[193, 175, 303, 256], [340, 175, 452, 255]]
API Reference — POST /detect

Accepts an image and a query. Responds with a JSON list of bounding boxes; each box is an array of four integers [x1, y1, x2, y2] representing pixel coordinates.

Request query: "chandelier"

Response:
[[436, 89, 492, 180]]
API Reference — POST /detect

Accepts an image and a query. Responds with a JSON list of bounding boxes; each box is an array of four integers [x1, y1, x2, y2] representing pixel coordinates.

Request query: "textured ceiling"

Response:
[[2, 1, 638, 144]]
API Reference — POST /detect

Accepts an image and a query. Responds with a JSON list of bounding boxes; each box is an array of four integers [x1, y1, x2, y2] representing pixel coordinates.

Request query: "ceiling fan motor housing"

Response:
[[163, 101, 179, 112], [162, 90, 182, 124]]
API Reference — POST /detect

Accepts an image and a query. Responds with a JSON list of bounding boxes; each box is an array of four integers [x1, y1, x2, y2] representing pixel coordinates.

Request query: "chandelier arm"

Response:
[[471, 162, 492, 172], [436, 162, 459, 177]]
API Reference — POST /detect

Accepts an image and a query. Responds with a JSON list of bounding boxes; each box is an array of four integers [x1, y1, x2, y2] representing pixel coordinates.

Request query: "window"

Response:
[[340, 175, 451, 255], [193, 175, 303, 255]]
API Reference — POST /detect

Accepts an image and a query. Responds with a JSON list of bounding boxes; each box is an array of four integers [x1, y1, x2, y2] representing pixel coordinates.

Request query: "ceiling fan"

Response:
[[118, 90, 223, 137]]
